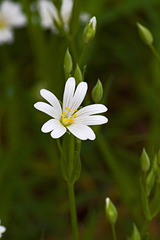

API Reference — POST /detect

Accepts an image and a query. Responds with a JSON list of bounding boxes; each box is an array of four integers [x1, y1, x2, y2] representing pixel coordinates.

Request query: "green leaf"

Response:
[[128, 224, 141, 240]]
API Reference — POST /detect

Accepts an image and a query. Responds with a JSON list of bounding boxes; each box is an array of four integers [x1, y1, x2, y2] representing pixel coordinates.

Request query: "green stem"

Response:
[[141, 219, 150, 237], [67, 182, 79, 240], [150, 44, 160, 62], [111, 224, 117, 240], [78, 43, 87, 66]]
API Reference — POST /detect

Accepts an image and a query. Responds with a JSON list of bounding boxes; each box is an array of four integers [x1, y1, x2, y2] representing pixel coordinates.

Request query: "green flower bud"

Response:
[[128, 224, 141, 240], [137, 22, 153, 46], [74, 64, 83, 83], [105, 198, 118, 224], [153, 155, 160, 183], [140, 148, 150, 172], [157, 150, 160, 166], [146, 169, 155, 196], [83, 16, 97, 44], [92, 79, 103, 103], [64, 48, 73, 77]]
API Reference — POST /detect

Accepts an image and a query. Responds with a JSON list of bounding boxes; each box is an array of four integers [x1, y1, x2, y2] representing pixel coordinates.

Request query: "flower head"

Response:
[[38, 0, 73, 31], [34, 77, 108, 140], [0, 0, 27, 44], [0, 220, 6, 238]]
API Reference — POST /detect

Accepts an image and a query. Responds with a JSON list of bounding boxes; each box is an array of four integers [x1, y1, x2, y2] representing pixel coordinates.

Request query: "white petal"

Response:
[[34, 102, 59, 119], [0, 28, 13, 44], [76, 104, 107, 117], [63, 77, 75, 111], [41, 119, 60, 133], [40, 89, 62, 117], [0, 225, 6, 234], [75, 115, 108, 125], [38, 0, 59, 29], [70, 81, 88, 114], [61, 0, 73, 24], [50, 123, 66, 138], [67, 124, 95, 140], [1, 1, 27, 27]]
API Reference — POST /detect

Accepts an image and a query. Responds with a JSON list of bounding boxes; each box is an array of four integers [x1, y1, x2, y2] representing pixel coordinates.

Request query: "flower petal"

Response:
[[40, 89, 62, 118], [34, 102, 58, 119], [63, 77, 75, 111], [38, 0, 59, 29], [0, 28, 13, 44], [41, 119, 59, 133], [75, 115, 108, 125], [50, 123, 66, 138], [67, 124, 95, 140], [0, 225, 6, 234], [76, 104, 107, 117], [1, 1, 26, 27], [70, 81, 88, 114], [61, 0, 73, 24]]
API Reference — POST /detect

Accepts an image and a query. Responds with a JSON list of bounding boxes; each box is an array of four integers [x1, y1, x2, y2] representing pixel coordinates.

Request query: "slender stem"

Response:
[[78, 43, 87, 66], [141, 219, 150, 237], [150, 44, 160, 62], [111, 224, 117, 240], [67, 182, 79, 240]]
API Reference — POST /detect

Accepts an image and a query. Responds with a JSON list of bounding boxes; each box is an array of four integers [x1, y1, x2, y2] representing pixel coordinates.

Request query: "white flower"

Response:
[[0, 0, 27, 44], [0, 220, 6, 238], [34, 77, 108, 140], [38, 0, 73, 31]]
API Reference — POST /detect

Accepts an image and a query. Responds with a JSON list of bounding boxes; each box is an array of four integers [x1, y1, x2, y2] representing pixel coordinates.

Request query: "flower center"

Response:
[[60, 107, 77, 127], [0, 17, 7, 29]]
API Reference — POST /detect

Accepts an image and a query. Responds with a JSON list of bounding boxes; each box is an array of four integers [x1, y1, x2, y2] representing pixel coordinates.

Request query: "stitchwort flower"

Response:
[[38, 0, 73, 32], [0, 220, 6, 238], [34, 77, 108, 140], [0, 0, 27, 44]]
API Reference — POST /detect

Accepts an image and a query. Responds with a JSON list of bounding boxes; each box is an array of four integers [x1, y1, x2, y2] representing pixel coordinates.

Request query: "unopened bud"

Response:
[[105, 198, 118, 224], [74, 64, 83, 83], [92, 79, 103, 103], [146, 169, 155, 196], [153, 155, 160, 183], [83, 16, 97, 43], [64, 48, 73, 77], [137, 22, 153, 46], [129, 224, 141, 240], [140, 148, 150, 172], [157, 150, 160, 166]]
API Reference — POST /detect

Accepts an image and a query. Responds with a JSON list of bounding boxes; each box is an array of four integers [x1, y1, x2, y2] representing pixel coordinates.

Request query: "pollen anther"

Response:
[[73, 113, 77, 118]]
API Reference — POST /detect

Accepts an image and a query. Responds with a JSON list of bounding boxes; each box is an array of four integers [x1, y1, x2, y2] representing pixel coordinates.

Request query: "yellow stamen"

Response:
[[73, 113, 77, 118], [65, 107, 68, 110], [70, 118, 74, 123], [61, 114, 64, 117], [74, 109, 77, 112], [68, 108, 71, 112]]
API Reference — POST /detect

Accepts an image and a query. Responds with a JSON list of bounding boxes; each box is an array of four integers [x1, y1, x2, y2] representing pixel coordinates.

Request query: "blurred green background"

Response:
[[1, 0, 160, 239]]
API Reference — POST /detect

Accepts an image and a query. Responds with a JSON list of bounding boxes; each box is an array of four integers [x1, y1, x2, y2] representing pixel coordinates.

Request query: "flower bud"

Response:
[[74, 64, 83, 83], [146, 169, 155, 196], [83, 16, 97, 44], [105, 198, 118, 224], [157, 150, 160, 166], [140, 148, 150, 172], [129, 224, 141, 240], [153, 155, 160, 183], [137, 22, 153, 46], [92, 79, 103, 103], [64, 48, 73, 77]]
